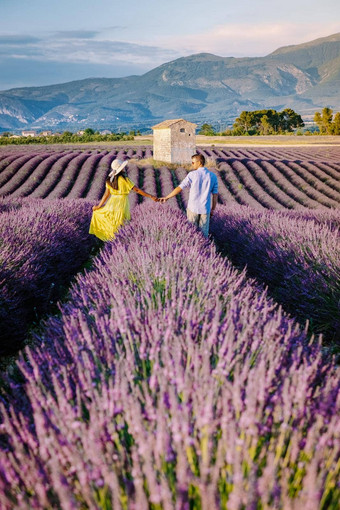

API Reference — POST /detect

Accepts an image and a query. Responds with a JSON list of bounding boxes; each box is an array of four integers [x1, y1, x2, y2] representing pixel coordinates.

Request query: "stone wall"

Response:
[[153, 129, 171, 161], [153, 120, 196, 163]]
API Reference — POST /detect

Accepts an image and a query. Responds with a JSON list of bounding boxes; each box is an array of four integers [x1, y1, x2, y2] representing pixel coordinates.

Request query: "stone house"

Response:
[[152, 119, 197, 163]]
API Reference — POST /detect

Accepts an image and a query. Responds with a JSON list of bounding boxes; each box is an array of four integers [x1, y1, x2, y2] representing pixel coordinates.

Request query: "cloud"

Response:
[[0, 35, 42, 45], [53, 30, 101, 40], [0, 30, 180, 67], [0, 30, 181, 89], [157, 21, 340, 57]]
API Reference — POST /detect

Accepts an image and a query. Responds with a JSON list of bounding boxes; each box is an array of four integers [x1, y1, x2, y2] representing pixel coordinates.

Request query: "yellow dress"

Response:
[[89, 176, 135, 241]]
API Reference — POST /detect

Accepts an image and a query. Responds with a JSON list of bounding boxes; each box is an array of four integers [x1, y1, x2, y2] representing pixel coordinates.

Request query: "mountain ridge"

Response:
[[1, 32, 340, 131]]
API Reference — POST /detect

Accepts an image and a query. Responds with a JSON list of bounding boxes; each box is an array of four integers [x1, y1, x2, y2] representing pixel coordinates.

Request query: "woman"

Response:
[[89, 158, 158, 241]]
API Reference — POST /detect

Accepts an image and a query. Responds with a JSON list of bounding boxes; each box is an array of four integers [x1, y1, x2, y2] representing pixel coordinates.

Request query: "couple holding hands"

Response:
[[89, 153, 218, 241]]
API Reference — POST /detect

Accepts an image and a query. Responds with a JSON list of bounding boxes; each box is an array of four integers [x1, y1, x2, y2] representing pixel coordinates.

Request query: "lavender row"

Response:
[[23, 152, 82, 198], [84, 152, 117, 201], [279, 160, 340, 206], [0, 152, 44, 189], [0, 204, 339, 509], [0, 198, 98, 354], [239, 157, 340, 207], [1, 146, 340, 209], [211, 205, 340, 342], [47, 152, 92, 199], [10, 152, 73, 198], [206, 146, 340, 163], [67, 152, 107, 199]]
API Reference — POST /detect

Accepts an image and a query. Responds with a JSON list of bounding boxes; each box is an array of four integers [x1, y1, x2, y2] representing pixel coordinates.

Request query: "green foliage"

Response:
[[232, 108, 304, 135], [0, 130, 134, 145], [84, 127, 95, 135], [198, 123, 216, 136], [313, 107, 340, 135]]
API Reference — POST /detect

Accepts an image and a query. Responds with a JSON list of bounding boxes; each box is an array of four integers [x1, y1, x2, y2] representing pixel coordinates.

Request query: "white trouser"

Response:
[[186, 209, 210, 237]]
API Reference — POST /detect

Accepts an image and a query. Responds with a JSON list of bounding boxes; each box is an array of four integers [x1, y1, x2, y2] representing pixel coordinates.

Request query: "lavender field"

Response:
[[0, 145, 340, 208], [0, 145, 339, 509]]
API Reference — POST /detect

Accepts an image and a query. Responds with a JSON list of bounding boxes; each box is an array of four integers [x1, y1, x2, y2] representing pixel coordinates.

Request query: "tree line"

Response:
[[199, 107, 340, 136], [0, 128, 135, 145], [199, 108, 304, 136]]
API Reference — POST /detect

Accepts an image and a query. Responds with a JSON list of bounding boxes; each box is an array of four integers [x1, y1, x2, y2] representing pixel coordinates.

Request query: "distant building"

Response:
[[40, 130, 52, 136], [100, 130, 112, 135], [21, 130, 37, 137], [77, 130, 85, 135], [152, 118, 197, 164]]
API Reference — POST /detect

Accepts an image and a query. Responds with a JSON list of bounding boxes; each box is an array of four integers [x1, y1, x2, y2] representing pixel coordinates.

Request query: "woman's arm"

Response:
[[93, 188, 110, 211], [132, 186, 158, 202]]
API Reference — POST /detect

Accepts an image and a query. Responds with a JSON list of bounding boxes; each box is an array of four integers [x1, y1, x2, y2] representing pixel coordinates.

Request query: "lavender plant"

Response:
[[0, 198, 98, 354], [29, 152, 82, 198], [211, 205, 340, 343], [11, 152, 68, 198], [0, 204, 338, 509]]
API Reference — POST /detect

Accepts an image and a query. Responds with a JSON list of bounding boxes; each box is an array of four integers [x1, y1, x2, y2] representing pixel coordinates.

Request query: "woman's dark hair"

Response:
[[192, 153, 205, 166], [106, 171, 127, 190]]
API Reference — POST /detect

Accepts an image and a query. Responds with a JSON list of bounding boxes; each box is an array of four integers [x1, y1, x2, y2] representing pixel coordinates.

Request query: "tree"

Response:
[[279, 108, 304, 132], [233, 108, 303, 135], [233, 111, 255, 133], [199, 123, 216, 136], [84, 128, 95, 135], [259, 115, 273, 135], [331, 112, 340, 135], [314, 108, 333, 134]]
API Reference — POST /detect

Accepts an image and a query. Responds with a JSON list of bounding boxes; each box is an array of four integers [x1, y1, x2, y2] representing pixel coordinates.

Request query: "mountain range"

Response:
[[1, 32, 340, 132]]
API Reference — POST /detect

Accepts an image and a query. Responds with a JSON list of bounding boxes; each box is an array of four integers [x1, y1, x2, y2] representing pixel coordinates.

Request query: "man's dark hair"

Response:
[[192, 153, 205, 166]]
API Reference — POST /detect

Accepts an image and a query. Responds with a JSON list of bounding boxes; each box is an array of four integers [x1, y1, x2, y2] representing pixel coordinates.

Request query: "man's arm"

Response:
[[210, 193, 218, 215], [159, 186, 182, 203]]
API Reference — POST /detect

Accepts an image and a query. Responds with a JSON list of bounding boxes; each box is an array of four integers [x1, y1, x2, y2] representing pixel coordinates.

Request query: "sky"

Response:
[[1, 0, 340, 91]]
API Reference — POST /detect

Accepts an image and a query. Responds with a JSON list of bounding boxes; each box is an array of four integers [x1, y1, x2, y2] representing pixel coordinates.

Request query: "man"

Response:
[[160, 153, 218, 237]]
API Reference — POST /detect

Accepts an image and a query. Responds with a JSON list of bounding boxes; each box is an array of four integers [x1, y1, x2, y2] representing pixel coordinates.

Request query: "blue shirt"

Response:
[[179, 166, 218, 214]]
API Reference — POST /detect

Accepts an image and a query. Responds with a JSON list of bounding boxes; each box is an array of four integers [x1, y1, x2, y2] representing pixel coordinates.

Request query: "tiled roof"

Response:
[[152, 119, 197, 129]]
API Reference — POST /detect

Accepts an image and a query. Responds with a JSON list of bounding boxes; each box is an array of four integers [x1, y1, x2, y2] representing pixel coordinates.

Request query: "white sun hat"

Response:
[[108, 159, 128, 181]]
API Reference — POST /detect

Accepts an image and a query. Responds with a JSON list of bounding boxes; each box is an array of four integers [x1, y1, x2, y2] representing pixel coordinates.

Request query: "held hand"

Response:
[[151, 196, 159, 202], [159, 197, 168, 204]]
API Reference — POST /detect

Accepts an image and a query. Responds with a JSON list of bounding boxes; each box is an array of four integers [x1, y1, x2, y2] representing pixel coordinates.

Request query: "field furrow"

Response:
[[0, 146, 338, 208], [284, 160, 340, 205], [273, 160, 329, 207], [244, 159, 299, 208], [10, 152, 72, 197], [0, 152, 42, 189], [67, 152, 105, 199], [84, 151, 117, 201], [218, 161, 265, 208], [29, 151, 82, 198]]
